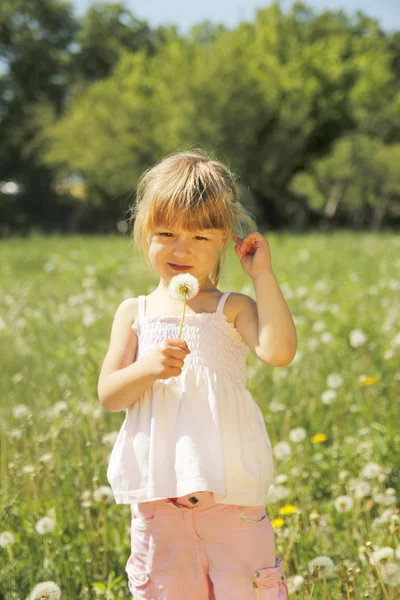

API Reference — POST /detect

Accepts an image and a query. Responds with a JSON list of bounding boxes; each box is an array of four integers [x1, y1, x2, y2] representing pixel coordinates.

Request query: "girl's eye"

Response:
[[158, 232, 208, 240]]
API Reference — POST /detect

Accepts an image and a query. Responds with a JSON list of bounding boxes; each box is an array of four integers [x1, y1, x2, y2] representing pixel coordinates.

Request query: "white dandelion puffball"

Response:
[[12, 404, 31, 418], [0, 531, 15, 547], [349, 328, 368, 347], [28, 581, 62, 600], [35, 516, 56, 535], [266, 484, 290, 504], [381, 562, 400, 587], [308, 556, 336, 579], [349, 479, 371, 498], [287, 575, 304, 594], [334, 495, 354, 512], [93, 485, 114, 503], [362, 462, 382, 479], [370, 547, 395, 566], [289, 427, 307, 443], [273, 441, 291, 460], [326, 373, 344, 389], [321, 390, 337, 405], [168, 274, 199, 301]]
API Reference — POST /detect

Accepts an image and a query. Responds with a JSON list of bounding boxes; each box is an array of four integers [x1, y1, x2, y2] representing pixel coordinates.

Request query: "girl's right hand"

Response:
[[148, 338, 191, 380]]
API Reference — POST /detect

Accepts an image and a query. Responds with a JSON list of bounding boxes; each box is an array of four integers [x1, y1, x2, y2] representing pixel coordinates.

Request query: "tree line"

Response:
[[1, 0, 399, 234]]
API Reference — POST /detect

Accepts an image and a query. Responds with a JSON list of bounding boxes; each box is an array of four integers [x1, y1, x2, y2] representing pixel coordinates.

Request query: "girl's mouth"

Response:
[[168, 263, 193, 271]]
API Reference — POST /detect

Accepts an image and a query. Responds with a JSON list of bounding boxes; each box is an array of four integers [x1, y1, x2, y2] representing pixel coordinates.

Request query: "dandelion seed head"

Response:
[[308, 556, 335, 579], [334, 495, 354, 513], [28, 581, 61, 600], [0, 531, 15, 547], [326, 373, 344, 388], [168, 274, 199, 301], [35, 517, 56, 535]]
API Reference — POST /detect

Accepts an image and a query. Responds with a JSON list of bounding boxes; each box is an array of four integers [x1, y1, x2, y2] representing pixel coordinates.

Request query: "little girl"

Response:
[[98, 149, 297, 599]]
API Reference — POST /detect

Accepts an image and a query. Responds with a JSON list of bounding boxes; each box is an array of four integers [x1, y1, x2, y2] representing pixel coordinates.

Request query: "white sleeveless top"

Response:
[[106, 292, 275, 506]]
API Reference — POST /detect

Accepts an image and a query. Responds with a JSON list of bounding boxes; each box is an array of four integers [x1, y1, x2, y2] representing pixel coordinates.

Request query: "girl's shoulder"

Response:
[[224, 291, 256, 326], [115, 297, 140, 327]]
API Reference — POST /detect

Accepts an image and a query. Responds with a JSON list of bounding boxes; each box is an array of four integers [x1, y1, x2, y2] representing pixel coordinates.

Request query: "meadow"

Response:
[[0, 231, 399, 599]]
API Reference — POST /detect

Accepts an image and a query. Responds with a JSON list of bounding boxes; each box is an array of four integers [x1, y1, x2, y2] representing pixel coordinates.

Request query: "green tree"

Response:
[[289, 134, 400, 228]]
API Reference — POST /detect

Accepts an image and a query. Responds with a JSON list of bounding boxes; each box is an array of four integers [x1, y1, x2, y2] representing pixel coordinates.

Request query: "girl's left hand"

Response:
[[232, 233, 272, 279]]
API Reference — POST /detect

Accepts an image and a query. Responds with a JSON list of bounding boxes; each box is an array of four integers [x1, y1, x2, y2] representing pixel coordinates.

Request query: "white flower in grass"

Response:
[[269, 400, 286, 412], [312, 320, 325, 332], [80, 490, 92, 508], [372, 509, 399, 529], [308, 556, 335, 579], [362, 462, 382, 479], [307, 337, 319, 351], [23, 465, 35, 474], [289, 427, 307, 443], [334, 495, 353, 512], [39, 453, 53, 464], [391, 333, 400, 348], [273, 441, 291, 460], [370, 547, 394, 566], [102, 431, 119, 446], [168, 274, 200, 337], [10, 429, 22, 440], [348, 479, 371, 498], [12, 404, 31, 418], [0, 531, 15, 547], [35, 517, 56, 535], [373, 492, 397, 506], [326, 373, 343, 388], [287, 575, 304, 594], [349, 328, 368, 347], [320, 332, 333, 344], [321, 390, 337, 405], [266, 484, 290, 504], [380, 563, 400, 587], [28, 581, 61, 599], [93, 485, 114, 503], [274, 474, 288, 484]]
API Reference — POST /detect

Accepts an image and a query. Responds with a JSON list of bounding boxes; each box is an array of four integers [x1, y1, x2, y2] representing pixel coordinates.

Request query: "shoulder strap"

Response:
[[138, 295, 146, 318], [216, 292, 230, 314]]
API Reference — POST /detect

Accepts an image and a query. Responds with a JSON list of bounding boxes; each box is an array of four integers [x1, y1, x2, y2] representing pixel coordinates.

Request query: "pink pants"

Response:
[[126, 491, 288, 599]]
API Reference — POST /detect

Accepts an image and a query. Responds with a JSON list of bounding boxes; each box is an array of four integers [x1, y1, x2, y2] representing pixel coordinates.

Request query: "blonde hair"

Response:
[[130, 148, 257, 286]]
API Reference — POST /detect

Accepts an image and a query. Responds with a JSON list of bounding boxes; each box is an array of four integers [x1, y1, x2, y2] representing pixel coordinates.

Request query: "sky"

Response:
[[71, 0, 400, 33]]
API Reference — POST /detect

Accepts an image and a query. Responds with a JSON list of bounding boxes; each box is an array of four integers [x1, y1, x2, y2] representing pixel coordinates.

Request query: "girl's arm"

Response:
[[97, 299, 157, 413], [254, 269, 297, 365], [233, 233, 297, 366]]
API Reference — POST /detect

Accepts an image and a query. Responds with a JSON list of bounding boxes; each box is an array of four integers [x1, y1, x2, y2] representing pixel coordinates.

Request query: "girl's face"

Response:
[[147, 225, 226, 290]]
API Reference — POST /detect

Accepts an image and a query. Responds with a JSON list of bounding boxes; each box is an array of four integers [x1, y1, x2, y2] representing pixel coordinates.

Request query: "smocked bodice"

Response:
[[132, 294, 248, 385], [107, 291, 275, 506]]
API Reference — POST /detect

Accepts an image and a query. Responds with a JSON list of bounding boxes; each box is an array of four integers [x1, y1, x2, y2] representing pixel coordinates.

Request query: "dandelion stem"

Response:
[[323, 577, 331, 599], [177, 296, 187, 338], [374, 563, 390, 600]]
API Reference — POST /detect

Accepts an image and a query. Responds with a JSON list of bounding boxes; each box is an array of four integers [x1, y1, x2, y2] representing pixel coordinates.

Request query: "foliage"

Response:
[[0, 1, 400, 231], [0, 232, 399, 598]]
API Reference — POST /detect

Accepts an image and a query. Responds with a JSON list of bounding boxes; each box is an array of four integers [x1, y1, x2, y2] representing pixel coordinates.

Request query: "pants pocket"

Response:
[[237, 505, 268, 523], [125, 555, 154, 599], [131, 501, 158, 532], [252, 557, 289, 599]]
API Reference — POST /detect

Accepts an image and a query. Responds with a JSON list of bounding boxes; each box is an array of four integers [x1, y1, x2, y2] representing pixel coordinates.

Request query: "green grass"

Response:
[[0, 231, 399, 599]]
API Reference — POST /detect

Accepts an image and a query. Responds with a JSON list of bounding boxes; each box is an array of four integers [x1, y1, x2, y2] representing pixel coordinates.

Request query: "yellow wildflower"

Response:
[[311, 433, 327, 443], [279, 505, 298, 515], [271, 517, 285, 528], [359, 376, 377, 386]]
